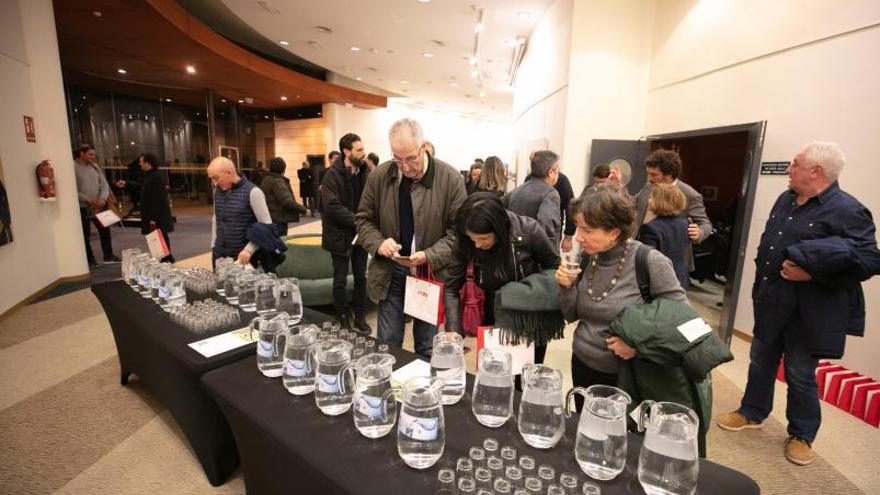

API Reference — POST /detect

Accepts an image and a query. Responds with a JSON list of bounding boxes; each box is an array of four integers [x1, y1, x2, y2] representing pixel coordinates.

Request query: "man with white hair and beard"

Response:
[[717, 142, 880, 466]]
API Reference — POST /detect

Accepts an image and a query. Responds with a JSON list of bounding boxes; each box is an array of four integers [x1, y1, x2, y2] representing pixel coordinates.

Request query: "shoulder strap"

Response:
[[635, 243, 653, 303]]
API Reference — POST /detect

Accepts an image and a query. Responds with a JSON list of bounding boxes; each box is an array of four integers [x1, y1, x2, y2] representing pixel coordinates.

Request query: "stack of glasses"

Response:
[[170, 299, 241, 333], [182, 268, 214, 294]]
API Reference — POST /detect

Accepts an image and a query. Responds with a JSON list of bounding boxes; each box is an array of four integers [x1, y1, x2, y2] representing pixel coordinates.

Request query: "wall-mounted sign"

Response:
[[760, 161, 789, 175], [23, 115, 36, 143]]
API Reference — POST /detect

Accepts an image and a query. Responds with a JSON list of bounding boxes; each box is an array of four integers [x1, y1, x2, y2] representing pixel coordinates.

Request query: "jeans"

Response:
[[377, 264, 438, 358], [739, 319, 820, 442], [570, 355, 618, 412], [80, 207, 113, 262], [331, 245, 368, 321]]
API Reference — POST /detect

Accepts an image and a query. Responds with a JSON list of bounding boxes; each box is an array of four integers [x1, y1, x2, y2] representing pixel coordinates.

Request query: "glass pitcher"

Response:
[[255, 276, 277, 314], [276, 278, 303, 324], [517, 364, 565, 449], [158, 269, 186, 311], [566, 385, 631, 480], [282, 324, 320, 395], [237, 272, 258, 312], [214, 257, 234, 296], [312, 338, 355, 416], [472, 348, 514, 427], [224, 265, 243, 305], [249, 311, 290, 377], [398, 376, 446, 469], [430, 332, 466, 405], [636, 401, 700, 495], [350, 352, 398, 438]]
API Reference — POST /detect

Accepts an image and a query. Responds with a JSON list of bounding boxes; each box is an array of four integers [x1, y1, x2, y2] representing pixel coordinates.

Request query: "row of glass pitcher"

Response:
[[123, 249, 187, 310], [213, 257, 304, 320]]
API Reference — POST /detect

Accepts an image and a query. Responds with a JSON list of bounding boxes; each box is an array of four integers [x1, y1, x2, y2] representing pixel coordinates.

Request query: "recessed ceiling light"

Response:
[[221, 99, 226, 103], [417, 0, 430, 3], [350, 46, 361, 52], [186, 65, 196, 74], [423, 52, 434, 58], [469, 56, 477, 65], [449, 82, 459, 87], [470, 70, 478, 78], [130, 141, 135, 145], [479, 90, 486, 98], [400, 79, 409, 84], [355, 77, 362, 81], [502, 38, 517, 47], [92, 11, 102, 17], [517, 11, 532, 20], [164, 98, 172, 102], [296, 95, 301, 99], [279, 40, 289, 46], [117, 68, 127, 74], [238, 99, 244, 103], [281, 96, 288, 101]]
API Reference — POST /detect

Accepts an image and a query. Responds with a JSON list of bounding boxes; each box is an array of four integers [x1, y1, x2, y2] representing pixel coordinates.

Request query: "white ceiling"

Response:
[[220, 0, 553, 121]]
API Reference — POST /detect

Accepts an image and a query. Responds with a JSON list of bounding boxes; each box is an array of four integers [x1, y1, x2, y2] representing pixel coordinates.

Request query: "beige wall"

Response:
[[0, 0, 86, 315], [645, 0, 880, 377], [270, 118, 329, 201]]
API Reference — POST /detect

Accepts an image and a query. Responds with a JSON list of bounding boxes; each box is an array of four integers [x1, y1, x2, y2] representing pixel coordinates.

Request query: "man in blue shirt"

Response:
[[717, 142, 880, 466]]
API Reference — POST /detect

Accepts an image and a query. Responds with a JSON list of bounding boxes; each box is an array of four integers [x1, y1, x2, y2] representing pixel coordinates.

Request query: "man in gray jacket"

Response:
[[75, 144, 120, 266], [504, 150, 562, 251], [355, 118, 466, 358]]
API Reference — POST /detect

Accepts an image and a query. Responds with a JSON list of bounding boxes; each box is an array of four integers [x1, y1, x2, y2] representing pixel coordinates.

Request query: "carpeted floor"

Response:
[[2, 218, 878, 494]]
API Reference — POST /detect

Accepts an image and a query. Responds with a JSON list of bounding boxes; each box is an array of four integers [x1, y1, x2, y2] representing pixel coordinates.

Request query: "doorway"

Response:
[[588, 121, 766, 345]]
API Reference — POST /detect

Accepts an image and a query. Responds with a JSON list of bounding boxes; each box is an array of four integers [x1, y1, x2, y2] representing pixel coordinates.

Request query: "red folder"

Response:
[[776, 359, 786, 382], [836, 377, 873, 412], [865, 390, 880, 427], [824, 371, 859, 403], [851, 383, 880, 420], [815, 365, 845, 399]]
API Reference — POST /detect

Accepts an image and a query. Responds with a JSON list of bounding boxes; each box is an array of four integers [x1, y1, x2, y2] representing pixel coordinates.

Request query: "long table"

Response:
[[202, 343, 760, 495], [92, 280, 333, 486]]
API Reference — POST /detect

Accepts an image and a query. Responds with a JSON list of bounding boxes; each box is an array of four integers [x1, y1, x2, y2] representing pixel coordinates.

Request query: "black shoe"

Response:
[[338, 313, 353, 331], [88, 259, 99, 268], [104, 254, 122, 263], [353, 319, 372, 335]]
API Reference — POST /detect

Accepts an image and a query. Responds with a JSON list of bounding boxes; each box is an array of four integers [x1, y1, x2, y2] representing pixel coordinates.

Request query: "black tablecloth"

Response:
[[201, 343, 759, 495], [92, 280, 333, 486]]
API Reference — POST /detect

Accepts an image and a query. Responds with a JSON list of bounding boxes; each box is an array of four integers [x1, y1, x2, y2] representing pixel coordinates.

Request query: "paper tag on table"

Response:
[[390, 359, 431, 402], [676, 318, 713, 343], [188, 326, 255, 358]]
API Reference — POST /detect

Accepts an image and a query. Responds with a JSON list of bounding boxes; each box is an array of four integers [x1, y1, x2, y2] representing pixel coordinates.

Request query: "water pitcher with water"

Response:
[[350, 353, 398, 438], [472, 348, 514, 427], [282, 324, 320, 395], [566, 385, 631, 480], [276, 278, 303, 324], [517, 364, 565, 449], [249, 311, 290, 377], [398, 376, 446, 469], [430, 332, 466, 405], [312, 339, 355, 416], [636, 401, 700, 495]]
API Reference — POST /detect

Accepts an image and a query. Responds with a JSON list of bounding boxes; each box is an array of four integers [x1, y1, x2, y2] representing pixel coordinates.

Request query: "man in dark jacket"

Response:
[[297, 161, 315, 213], [322, 133, 370, 334], [355, 118, 467, 358], [717, 142, 880, 466], [260, 157, 308, 237], [504, 150, 562, 251], [139, 153, 174, 262]]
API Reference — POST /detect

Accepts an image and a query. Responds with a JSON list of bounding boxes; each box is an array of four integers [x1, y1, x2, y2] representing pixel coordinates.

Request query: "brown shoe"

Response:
[[785, 436, 815, 466], [716, 411, 764, 431]]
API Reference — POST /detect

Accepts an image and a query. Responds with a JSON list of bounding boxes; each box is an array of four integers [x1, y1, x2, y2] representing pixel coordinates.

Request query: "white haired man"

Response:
[[717, 142, 880, 465], [355, 119, 467, 358]]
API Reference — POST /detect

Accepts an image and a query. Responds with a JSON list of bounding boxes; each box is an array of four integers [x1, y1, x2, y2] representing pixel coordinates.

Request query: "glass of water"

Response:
[[430, 332, 466, 405], [276, 278, 303, 324], [237, 272, 258, 312], [255, 276, 277, 314], [472, 348, 513, 427], [397, 376, 446, 469]]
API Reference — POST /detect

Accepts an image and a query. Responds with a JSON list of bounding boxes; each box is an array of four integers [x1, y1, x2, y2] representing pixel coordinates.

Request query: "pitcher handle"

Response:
[[273, 331, 287, 360], [338, 363, 354, 396], [564, 387, 589, 418], [380, 386, 400, 423], [306, 344, 317, 375], [636, 400, 655, 432], [248, 317, 260, 342]]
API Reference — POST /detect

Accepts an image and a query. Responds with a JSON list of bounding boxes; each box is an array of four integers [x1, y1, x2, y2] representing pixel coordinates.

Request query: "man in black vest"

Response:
[[322, 133, 371, 334], [207, 157, 272, 266]]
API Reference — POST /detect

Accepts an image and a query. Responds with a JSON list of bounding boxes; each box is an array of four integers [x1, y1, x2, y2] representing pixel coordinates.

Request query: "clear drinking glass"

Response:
[[474, 467, 492, 490], [487, 456, 504, 478], [282, 324, 320, 395], [224, 266, 243, 305], [538, 465, 556, 484], [547, 484, 566, 495], [560, 473, 579, 495], [582, 482, 601, 495], [500, 446, 517, 466], [276, 278, 303, 324], [517, 364, 566, 449], [483, 437, 499, 454], [431, 332, 466, 405], [397, 376, 446, 469], [237, 272, 258, 312], [313, 339, 355, 416], [505, 465, 523, 489], [469, 447, 486, 468], [138, 260, 158, 297], [524, 477, 542, 495], [636, 401, 700, 495], [121, 248, 142, 281], [458, 477, 476, 494], [518, 455, 536, 478], [437, 468, 456, 494], [214, 257, 234, 296], [561, 235, 583, 271], [472, 348, 514, 427], [566, 385, 631, 480], [255, 277, 277, 314], [250, 311, 290, 377], [351, 353, 398, 438], [494, 478, 512, 494]]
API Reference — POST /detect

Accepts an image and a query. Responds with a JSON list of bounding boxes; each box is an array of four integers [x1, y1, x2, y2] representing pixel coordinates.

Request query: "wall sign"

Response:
[[760, 161, 789, 175], [23, 115, 36, 143]]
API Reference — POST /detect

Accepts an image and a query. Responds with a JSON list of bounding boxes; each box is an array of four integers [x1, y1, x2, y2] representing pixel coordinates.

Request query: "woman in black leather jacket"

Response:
[[446, 193, 559, 361]]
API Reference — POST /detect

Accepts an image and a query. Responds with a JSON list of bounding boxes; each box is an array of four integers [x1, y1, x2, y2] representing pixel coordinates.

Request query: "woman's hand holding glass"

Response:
[[555, 263, 581, 288]]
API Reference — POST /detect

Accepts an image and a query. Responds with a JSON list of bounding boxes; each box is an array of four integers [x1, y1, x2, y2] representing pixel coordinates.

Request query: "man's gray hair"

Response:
[[803, 141, 845, 180], [530, 150, 559, 178], [388, 118, 425, 145]]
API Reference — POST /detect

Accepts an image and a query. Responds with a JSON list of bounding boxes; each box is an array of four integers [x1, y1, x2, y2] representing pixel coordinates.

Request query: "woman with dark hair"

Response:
[[476, 155, 506, 196], [556, 185, 686, 394], [446, 193, 560, 363], [259, 156, 308, 237], [465, 162, 483, 195], [139, 153, 174, 263]]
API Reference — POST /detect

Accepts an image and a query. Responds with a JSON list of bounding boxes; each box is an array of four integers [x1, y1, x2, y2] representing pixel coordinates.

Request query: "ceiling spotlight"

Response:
[[221, 99, 227, 103], [417, 0, 430, 3], [117, 68, 127, 74], [450, 82, 459, 87], [281, 96, 288, 101], [238, 99, 244, 103], [350, 46, 361, 52], [479, 90, 486, 98], [296, 95, 301, 99], [423, 52, 434, 58], [355, 77, 363, 81], [470, 70, 478, 78], [517, 11, 532, 20], [92, 11, 102, 17], [279, 40, 290, 46], [186, 65, 196, 74], [164, 98, 173, 102], [130, 141, 135, 145], [400, 79, 409, 84]]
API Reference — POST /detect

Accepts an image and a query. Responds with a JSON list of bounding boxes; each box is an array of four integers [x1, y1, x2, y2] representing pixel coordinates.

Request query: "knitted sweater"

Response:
[[558, 240, 686, 374]]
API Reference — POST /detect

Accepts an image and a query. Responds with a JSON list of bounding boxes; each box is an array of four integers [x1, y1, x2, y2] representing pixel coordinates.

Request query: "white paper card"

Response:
[[94, 209, 121, 228], [391, 358, 431, 397], [676, 318, 712, 343], [481, 328, 535, 375], [188, 327, 254, 358]]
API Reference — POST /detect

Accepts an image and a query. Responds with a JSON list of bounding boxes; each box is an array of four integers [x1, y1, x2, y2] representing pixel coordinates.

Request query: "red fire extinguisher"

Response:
[[36, 159, 56, 199]]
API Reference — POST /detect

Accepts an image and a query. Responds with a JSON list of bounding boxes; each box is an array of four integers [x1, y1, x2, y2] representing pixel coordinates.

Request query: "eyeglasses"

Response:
[[391, 150, 422, 167]]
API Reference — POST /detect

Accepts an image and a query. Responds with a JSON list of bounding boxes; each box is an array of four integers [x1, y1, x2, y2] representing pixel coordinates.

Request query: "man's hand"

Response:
[[561, 236, 573, 253], [95, 198, 106, 209], [408, 251, 428, 267], [149, 220, 157, 231], [237, 249, 252, 266], [606, 336, 637, 360], [378, 237, 402, 258], [781, 260, 812, 282], [688, 223, 700, 241], [555, 264, 581, 288]]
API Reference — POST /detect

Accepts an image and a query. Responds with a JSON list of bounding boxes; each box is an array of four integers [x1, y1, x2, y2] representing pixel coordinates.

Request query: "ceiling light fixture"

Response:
[[117, 68, 127, 74], [400, 80, 409, 84], [479, 90, 486, 98], [449, 82, 459, 87], [281, 96, 288, 101], [164, 98, 172, 102], [423, 52, 434, 58], [221, 99, 227, 103], [238, 99, 244, 103], [92, 11, 102, 17], [475, 22, 483, 33], [470, 70, 478, 78], [469, 56, 477, 65], [350, 46, 361, 52], [279, 40, 290, 46], [417, 0, 430, 3], [355, 77, 363, 81], [186, 65, 196, 74]]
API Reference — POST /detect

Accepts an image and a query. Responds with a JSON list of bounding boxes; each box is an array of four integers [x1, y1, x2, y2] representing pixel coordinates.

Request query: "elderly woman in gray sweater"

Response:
[[556, 186, 686, 402]]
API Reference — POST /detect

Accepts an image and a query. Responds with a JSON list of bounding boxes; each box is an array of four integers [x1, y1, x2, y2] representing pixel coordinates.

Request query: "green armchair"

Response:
[[275, 233, 352, 307]]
